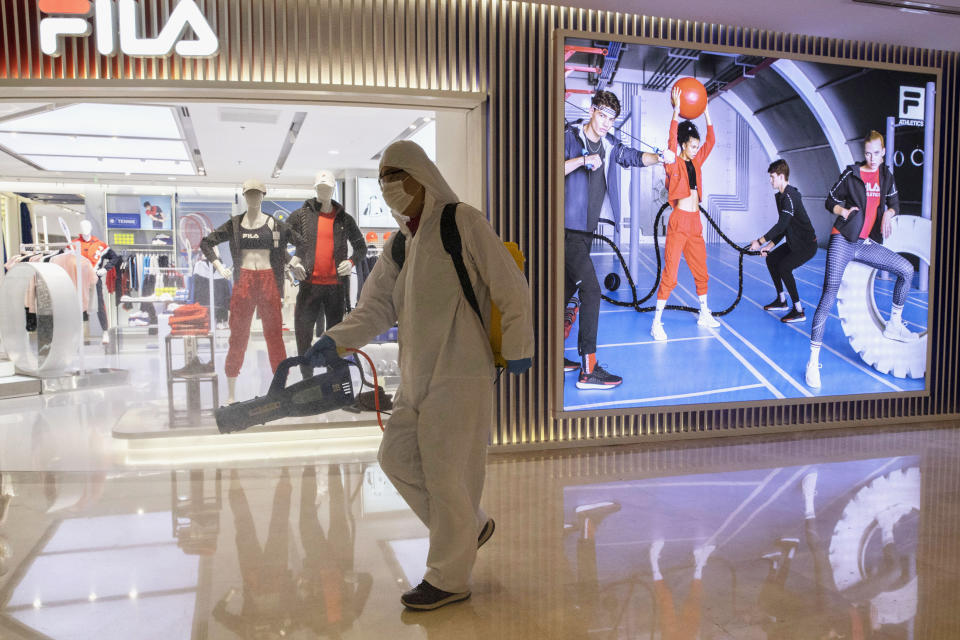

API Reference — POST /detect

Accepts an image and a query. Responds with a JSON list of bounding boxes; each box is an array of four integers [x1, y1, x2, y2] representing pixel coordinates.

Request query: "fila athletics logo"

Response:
[[39, 0, 219, 58]]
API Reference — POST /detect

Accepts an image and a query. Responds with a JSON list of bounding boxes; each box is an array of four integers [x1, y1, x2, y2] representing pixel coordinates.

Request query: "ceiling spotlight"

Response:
[[128, 589, 138, 599], [168, 176, 176, 180], [33, 599, 42, 609], [88, 593, 98, 602], [328, 150, 340, 155], [136, 508, 144, 515]]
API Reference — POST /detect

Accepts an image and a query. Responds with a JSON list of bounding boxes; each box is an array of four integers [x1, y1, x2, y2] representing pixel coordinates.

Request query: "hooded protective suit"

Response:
[[322, 141, 534, 593]]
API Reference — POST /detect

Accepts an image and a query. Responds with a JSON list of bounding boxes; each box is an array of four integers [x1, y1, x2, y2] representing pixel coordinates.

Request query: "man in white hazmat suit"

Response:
[[305, 140, 534, 610]]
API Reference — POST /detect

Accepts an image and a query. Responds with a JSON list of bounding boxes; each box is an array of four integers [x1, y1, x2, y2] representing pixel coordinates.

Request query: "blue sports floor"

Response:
[[563, 243, 928, 410]]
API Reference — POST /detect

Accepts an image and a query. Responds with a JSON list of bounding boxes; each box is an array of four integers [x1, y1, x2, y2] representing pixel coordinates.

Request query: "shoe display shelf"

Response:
[[165, 334, 219, 428]]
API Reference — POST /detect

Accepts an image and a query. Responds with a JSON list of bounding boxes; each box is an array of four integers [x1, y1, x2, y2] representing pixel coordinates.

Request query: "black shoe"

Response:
[[563, 357, 579, 372], [401, 580, 471, 610], [781, 308, 806, 323], [576, 364, 622, 389], [764, 297, 789, 311], [575, 501, 621, 522], [171, 357, 215, 378], [478, 518, 495, 549]]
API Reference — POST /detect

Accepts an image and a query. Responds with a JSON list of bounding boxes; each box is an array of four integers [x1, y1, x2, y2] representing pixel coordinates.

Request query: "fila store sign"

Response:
[[39, 0, 219, 58]]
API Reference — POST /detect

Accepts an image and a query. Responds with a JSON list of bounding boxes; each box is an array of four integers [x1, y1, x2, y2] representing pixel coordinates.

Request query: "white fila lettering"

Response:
[[39, 0, 219, 58]]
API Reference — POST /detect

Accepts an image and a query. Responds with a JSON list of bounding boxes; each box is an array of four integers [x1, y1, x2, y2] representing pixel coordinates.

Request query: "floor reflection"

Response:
[[562, 459, 920, 639], [0, 425, 956, 638]]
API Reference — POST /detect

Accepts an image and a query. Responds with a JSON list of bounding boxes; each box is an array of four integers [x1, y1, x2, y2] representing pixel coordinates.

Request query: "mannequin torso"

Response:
[[237, 207, 273, 271]]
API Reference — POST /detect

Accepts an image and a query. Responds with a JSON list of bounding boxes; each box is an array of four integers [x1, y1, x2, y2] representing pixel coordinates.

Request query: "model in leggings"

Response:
[[806, 131, 918, 388], [651, 86, 719, 341]]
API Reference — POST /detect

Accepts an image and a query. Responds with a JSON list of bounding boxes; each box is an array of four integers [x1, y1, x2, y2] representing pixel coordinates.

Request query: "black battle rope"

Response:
[[575, 203, 761, 316]]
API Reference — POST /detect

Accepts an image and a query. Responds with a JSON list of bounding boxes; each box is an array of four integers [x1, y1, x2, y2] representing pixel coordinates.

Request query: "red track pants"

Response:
[[657, 207, 710, 300], [225, 269, 287, 378]]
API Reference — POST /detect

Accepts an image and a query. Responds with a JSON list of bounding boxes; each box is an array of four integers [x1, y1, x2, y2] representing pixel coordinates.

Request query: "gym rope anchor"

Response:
[[583, 202, 761, 316]]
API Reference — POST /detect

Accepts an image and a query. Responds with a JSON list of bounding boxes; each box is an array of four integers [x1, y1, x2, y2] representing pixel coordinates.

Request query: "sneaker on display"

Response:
[[698, 310, 721, 328], [576, 364, 622, 390], [805, 360, 822, 388], [780, 308, 806, 323], [171, 358, 215, 378], [764, 298, 789, 311], [882, 317, 919, 342], [650, 321, 667, 341]]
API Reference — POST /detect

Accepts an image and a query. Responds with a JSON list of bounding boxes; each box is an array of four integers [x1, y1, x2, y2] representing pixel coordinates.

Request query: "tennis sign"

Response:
[[39, 0, 219, 58]]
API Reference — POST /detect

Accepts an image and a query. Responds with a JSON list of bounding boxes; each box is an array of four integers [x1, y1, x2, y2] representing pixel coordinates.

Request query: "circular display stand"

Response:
[[0, 262, 81, 376]]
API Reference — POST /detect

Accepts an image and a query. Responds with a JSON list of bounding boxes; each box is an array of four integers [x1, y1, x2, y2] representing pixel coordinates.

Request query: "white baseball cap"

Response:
[[241, 178, 267, 194], [313, 170, 336, 188]]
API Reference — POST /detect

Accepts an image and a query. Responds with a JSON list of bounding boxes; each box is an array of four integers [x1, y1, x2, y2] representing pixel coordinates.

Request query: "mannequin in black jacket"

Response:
[[287, 171, 367, 379]]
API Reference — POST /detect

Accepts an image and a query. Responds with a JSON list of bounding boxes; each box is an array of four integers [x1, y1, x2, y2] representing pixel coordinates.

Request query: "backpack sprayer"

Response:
[[215, 348, 386, 434]]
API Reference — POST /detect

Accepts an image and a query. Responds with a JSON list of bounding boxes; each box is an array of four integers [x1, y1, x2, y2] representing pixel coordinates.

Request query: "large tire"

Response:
[[828, 467, 920, 627], [835, 215, 929, 378]]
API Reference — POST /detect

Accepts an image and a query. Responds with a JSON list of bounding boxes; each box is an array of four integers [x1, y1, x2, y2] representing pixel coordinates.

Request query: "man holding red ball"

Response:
[[563, 90, 674, 389]]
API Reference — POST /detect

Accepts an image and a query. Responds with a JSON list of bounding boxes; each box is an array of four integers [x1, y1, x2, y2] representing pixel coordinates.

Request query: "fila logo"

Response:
[[898, 86, 924, 121], [865, 181, 880, 197], [39, 0, 219, 58]]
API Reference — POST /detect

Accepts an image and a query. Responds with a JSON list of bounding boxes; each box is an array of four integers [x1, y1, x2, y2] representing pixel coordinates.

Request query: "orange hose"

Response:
[[344, 348, 385, 431]]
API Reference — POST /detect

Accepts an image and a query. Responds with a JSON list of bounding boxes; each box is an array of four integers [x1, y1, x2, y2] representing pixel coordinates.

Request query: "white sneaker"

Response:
[[693, 543, 715, 567], [698, 310, 721, 328], [650, 321, 667, 341], [805, 360, 822, 388], [883, 317, 919, 342]]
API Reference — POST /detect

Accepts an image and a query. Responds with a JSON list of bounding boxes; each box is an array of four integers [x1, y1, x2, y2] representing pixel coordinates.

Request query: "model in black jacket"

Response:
[[750, 161, 818, 324]]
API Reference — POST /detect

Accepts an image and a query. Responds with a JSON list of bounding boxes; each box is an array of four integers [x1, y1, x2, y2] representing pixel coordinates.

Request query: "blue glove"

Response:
[[506, 358, 532, 375], [304, 335, 339, 369]]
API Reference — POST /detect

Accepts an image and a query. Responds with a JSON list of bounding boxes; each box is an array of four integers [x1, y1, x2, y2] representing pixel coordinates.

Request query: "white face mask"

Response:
[[391, 209, 412, 236], [381, 180, 415, 214]]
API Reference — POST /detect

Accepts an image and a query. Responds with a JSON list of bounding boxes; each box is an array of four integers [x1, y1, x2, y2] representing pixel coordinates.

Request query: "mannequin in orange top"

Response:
[[651, 86, 720, 341]]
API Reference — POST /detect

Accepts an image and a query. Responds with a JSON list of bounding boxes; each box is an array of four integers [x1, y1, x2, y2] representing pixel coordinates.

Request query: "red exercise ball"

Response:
[[672, 77, 707, 119]]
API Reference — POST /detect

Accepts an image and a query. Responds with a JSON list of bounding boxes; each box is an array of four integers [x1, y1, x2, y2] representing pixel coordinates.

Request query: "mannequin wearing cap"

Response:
[[74, 219, 121, 344], [286, 170, 366, 380], [200, 179, 295, 403]]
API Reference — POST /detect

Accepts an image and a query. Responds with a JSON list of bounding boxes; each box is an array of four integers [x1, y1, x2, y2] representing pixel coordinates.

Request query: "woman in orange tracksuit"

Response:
[[650, 85, 719, 341]]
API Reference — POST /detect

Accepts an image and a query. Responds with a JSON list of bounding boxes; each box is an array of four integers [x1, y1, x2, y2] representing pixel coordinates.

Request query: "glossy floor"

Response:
[[1, 423, 958, 638]]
